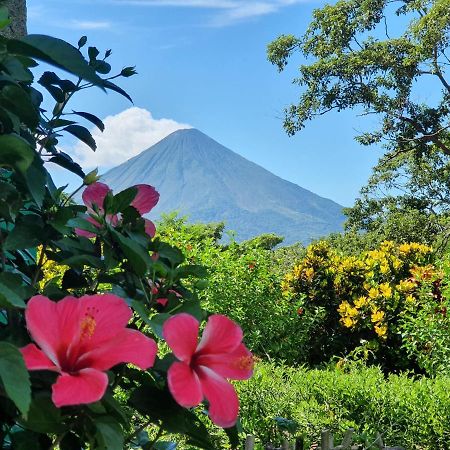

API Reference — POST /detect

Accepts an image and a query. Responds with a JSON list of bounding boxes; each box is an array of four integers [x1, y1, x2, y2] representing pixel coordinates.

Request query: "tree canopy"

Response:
[[268, 0, 450, 157]]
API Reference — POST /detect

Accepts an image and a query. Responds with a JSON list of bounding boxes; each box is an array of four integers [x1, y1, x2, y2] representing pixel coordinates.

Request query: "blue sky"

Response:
[[28, 0, 383, 206]]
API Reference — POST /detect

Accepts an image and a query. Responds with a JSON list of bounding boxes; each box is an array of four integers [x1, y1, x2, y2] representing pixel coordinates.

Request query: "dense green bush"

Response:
[[157, 215, 313, 365], [400, 254, 450, 376], [230, 362, 450, 449]]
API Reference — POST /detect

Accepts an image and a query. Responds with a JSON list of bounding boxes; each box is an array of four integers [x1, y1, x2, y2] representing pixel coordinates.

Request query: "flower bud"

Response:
[[83, 168, 100, 185]]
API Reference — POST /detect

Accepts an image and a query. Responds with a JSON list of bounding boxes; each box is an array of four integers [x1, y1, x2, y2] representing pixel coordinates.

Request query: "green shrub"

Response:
[[157, 215, 314, 364], [233, 362, 450, 449]]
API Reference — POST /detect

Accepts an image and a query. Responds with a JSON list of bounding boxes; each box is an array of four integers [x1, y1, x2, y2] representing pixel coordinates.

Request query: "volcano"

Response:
[[100, 128, 345, 245]]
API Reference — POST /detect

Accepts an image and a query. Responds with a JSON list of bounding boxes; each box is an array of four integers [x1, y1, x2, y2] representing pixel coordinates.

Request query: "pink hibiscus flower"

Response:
[[21, 294, 157, 407], [162, 313, 253, 428], [76, 182, 159, 238]]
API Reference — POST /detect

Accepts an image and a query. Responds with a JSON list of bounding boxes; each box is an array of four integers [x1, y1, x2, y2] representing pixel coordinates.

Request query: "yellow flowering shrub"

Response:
[[282, 240, 435, 368], [37, 246, 68, 291]]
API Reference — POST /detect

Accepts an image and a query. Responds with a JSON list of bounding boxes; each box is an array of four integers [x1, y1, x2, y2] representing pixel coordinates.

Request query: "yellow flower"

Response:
[[405, 294, 415, 305], [338, 301, 352, 314], [341, 316, 355, 328], [374, 323, 388, 339], [396, 279, 416, 293], [368, 287, 379, 299], [354, 296, 368, 308], [379, 283, 392, 298], [371, 310, 385, 323], [398, 243, 411, 254], [303, 267, 314, 282]]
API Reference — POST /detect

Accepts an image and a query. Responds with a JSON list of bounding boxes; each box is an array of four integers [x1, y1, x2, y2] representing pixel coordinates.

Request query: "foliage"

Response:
[[157, 215, 314, 365], [400, 253, 450, 376], [268, 1, 450, 251], [267, 0, 450, 159], [234, 361, 450, 450], [0, 23, 250, 449], [344, 148, 450, 250], [282, 240, 435, 370]]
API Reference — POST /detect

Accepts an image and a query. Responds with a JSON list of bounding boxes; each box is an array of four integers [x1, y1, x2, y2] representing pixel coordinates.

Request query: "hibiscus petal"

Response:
[[20, 343, 59, 371], [156, 297, 168, 307], [196, 315, 243, 355], [196, 344, 253, 380], [163, 313, 199, 363], [82, 182, 110, 212], [197, 366, 239, 428], [52, 368, 108, 407], [77, 294, 132, 347], [77, 329, 157, 371], [167, 361, 202, 408], [131, 184, 160, 214], [25, 295, 67, 366], [144, 219, 156, 238]]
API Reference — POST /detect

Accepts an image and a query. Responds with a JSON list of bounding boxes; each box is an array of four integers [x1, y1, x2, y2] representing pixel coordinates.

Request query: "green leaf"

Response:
[[0, 272, 27, 308], [0, 180, 21, 221], [0, 342, 31, 417], [130, 386, 212, 449], [67, 216, 99, 234], [41, 83, 65, 102], [95, 416, 124, 450], [0, 84, 39, 128], [88, 46, 100, 61], [157, 243, 185, 266], [78, 36, 87, 48], [110, 229, 151, 276], [4, 214, 44, 250], [23, 155, 47, 207], [8, 35, 104, 87], [72, 110, 105, 131], [10, 430, 45, 450], [60, 432, 83, 450], [131, 301, 169, 339], [223, 421, 242, 448], [2, 55, 33, 82], [171, 300, 203, 321], [0, 134, 35, 173], [21, 394, 64, 433], [49, 152, 85, 178], [175, 264, 208, 279], [111, 186, 137, 214], [64, 124, 96, 151], [93, 60, 111, 75], [102, 80, 133, 103]]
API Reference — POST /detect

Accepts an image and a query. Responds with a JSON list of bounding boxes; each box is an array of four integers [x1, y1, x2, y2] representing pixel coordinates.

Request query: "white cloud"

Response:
[[69, 107, 191, 169], [110, 0, 307, 25], [68, 20, 112, 30]]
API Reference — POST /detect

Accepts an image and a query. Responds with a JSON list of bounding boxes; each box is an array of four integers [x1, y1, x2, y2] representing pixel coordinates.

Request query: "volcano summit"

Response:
[[100, 129, 345, 244]]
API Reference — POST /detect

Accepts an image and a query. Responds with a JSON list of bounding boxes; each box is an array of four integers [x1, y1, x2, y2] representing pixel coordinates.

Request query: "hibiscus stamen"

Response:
[[235, 355, 254, 371], [80, 313, 96, 339]]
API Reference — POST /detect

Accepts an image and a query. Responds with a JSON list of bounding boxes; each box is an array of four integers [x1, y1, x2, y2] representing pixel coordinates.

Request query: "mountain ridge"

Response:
[[100, 128, 345, 244]]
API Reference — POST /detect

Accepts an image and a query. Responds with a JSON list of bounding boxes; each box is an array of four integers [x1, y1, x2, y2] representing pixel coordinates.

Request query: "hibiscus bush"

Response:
[[0, 21, 252, 450]]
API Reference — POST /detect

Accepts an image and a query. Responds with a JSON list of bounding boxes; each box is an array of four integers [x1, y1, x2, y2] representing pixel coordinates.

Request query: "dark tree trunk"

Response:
[[0, 0, 27, 39]]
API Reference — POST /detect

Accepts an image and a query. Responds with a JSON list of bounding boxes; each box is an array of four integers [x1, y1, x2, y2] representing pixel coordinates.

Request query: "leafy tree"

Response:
[[343, 147, 450, 249], [268, 0, 450, 158], [268, 0, 450, 247]]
